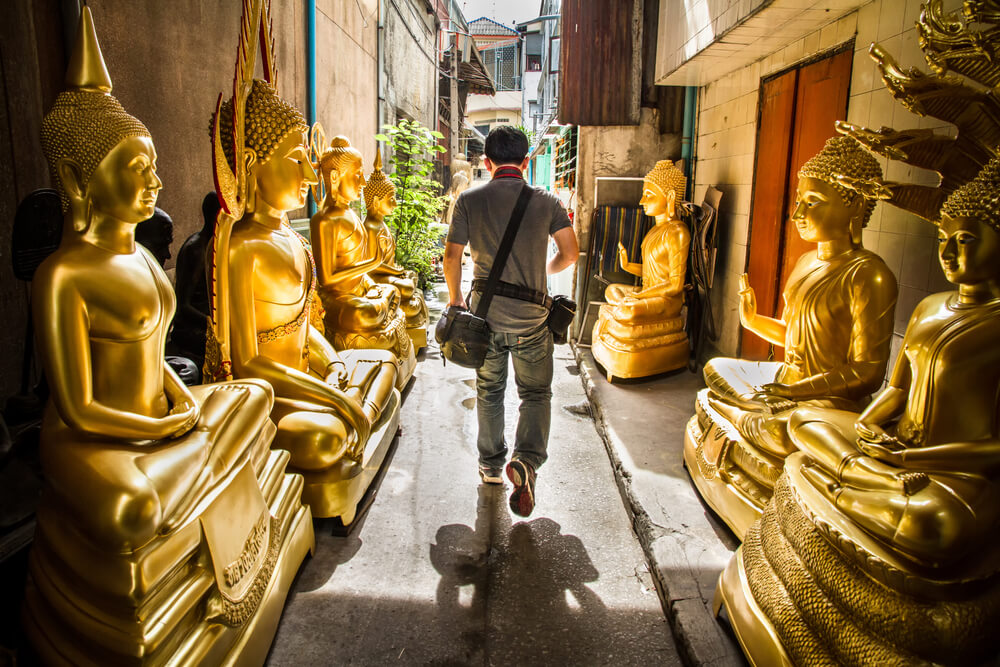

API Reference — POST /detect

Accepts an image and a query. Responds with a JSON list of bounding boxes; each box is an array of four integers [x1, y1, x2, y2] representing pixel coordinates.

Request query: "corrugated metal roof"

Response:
[[468, 16, 519, 36]]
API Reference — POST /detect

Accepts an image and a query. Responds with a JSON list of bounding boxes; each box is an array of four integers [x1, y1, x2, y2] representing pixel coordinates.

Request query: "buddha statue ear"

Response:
[[665, 187, 677, 218], [848, 192, 866, 247], [244, 147, 258, 213], [57, 157, 91, 233]]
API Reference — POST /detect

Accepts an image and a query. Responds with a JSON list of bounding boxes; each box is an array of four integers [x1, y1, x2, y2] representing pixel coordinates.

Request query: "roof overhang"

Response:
[[655, 0, 867, 86]]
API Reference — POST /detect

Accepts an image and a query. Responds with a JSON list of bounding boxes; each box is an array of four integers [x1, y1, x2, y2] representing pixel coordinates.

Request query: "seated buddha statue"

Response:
[[591, 160, 691, 381], [716, 154, 1000, 667], [22, 8, 314, 665], [363, 151, 430, 349], [684, 136, 897, 539], [311, 136, 415, 388], [212, 82, 401, 521]]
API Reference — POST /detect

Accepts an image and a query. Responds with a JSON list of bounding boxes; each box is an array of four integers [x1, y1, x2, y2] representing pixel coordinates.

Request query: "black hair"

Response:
[[484, 126, 528, 165]]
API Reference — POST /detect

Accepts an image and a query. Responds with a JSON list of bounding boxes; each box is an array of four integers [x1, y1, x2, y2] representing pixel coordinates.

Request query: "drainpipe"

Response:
[[307, 0, 317, 216], [680, 85, 697, 202]]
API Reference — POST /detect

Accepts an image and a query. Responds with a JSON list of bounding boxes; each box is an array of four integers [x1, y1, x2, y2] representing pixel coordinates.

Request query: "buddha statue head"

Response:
[[40, 7, 158, 233], [640, 160, 686, 220], [317, 135, 365, 207], [795, 136, 883, 247], [216, 79, 315, 215], [938, 155, 1000, 289], [363, 151, 397, 219]]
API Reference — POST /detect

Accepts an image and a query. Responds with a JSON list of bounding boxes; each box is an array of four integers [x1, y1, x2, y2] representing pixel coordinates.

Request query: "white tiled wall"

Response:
[[693, 0, 958, 359]]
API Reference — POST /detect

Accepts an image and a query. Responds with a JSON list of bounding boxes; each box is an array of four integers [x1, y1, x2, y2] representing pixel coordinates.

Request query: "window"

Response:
[[550, 38, 560, 72], [527, 54, 542, 71]]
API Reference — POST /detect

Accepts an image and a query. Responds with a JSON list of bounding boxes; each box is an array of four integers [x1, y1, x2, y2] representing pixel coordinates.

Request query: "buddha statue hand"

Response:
[[854, 420, 904, 450], [746, 386, 796, 415], [167, 399, 200, 438], [617, 242, 629, 269], [324, 360, 348, 388]]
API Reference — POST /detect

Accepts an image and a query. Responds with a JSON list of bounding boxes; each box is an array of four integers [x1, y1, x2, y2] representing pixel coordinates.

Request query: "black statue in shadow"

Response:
[[167, 193, 219, 370]]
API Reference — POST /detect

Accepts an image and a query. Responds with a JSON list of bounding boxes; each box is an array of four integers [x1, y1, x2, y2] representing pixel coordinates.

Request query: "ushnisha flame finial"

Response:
[[65, 5, 112, 93]]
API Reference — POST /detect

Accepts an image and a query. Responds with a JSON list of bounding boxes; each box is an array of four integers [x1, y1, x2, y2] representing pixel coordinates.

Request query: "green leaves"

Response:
[[375, 119, 449, 289]]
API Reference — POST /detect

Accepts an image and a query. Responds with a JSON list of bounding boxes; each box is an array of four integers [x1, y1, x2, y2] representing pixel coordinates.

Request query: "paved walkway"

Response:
[[267, 281, 680, 665]]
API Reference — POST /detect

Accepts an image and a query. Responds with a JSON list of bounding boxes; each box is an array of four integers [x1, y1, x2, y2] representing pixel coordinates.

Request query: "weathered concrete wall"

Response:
[[316, 0, 378, 170], [381, 0, 438, 134], [575, 107, 682, 247], [0, 0, 64, 400], [95, 1, 308, 261]]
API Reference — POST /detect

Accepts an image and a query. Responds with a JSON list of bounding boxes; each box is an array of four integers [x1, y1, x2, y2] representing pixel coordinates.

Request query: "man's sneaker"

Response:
[[506, 459, 536, 517], [479, 465, 504, 484]]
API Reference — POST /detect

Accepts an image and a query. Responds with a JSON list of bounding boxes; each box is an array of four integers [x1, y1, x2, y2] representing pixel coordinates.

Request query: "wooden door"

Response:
[[742, 48, 853, 359]]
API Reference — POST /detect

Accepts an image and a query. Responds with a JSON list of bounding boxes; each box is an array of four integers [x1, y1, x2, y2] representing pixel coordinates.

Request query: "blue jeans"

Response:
[[476, 323, 553, 472]]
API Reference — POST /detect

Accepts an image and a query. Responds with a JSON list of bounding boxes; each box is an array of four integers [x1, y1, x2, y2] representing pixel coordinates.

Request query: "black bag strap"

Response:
[[473, 182, 533, 319]]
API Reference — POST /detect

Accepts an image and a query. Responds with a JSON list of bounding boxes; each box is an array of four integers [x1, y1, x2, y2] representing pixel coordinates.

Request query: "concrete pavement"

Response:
[[574, 349, 745, 666], [267, 282, 680, 666]]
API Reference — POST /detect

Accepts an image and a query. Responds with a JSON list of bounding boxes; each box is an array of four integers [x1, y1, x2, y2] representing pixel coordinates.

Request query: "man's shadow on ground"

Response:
[[430, 484, 609, 661]]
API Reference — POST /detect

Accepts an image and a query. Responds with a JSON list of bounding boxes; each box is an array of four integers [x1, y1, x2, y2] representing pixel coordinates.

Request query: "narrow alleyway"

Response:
[[266, 273, 680, 665]]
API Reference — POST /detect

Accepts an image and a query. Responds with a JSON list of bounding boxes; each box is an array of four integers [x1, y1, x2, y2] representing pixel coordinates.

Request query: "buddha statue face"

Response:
[[790, 176, 861, 244], [639, 181, 673, 218], [252, 130, 317, 213], [371, 191, 397, 219], [337, 153, 365, 203], [937, 214, 1000, 286], [70, 135, 162, 224]]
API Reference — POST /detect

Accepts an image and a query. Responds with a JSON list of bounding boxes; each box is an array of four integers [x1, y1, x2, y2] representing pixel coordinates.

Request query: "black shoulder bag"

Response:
[[435, 183, 534, 368]]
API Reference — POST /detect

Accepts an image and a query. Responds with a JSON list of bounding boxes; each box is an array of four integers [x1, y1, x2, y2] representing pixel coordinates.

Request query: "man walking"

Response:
[[443, 126, 578, 517]]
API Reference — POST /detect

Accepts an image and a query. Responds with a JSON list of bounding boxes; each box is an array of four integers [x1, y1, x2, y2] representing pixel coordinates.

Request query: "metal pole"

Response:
[[450, 33, 459, 159]]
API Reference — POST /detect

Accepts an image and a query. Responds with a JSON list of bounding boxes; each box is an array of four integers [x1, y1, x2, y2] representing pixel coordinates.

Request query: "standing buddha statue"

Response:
[[363, 151, 430, 349], [210, 81, 401, 523], [311, 135, 416, 388], [23, 7, 314, 665], [684, 136, 897, 538], [591, 159, 691, 381]]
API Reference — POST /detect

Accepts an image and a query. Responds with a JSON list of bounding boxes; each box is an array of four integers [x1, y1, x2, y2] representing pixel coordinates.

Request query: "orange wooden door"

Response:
[[742, 48, 853, 359]]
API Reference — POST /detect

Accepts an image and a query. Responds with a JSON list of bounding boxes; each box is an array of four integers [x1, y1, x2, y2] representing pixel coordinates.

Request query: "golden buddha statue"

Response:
[[716, 6, 1000, 662], [591, 160, 691, 381], [717, 154, 1000, 667], [210, 81, 400, 522], [684, 136, 897, 539], [363, 151, 430, 349], [23, 7, 314, 665], [310, 135, 415, 388]]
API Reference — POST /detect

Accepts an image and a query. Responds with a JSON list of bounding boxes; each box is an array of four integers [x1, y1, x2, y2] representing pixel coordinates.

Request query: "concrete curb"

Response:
[[573, 346, 744, 667]]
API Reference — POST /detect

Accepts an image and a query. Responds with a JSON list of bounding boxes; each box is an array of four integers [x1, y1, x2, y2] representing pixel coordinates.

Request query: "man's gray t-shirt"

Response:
[[447, 177, 572, 333]]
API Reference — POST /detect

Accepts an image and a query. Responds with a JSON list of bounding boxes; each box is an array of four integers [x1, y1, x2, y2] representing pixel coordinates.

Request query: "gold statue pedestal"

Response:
[[715, 454, 1000, 666], [590, 310, 688, 381], [280, 387, 401, 525], [23, 388, 314, 667], [683, 388, 781, 539], [407, 323, 427, 351]]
